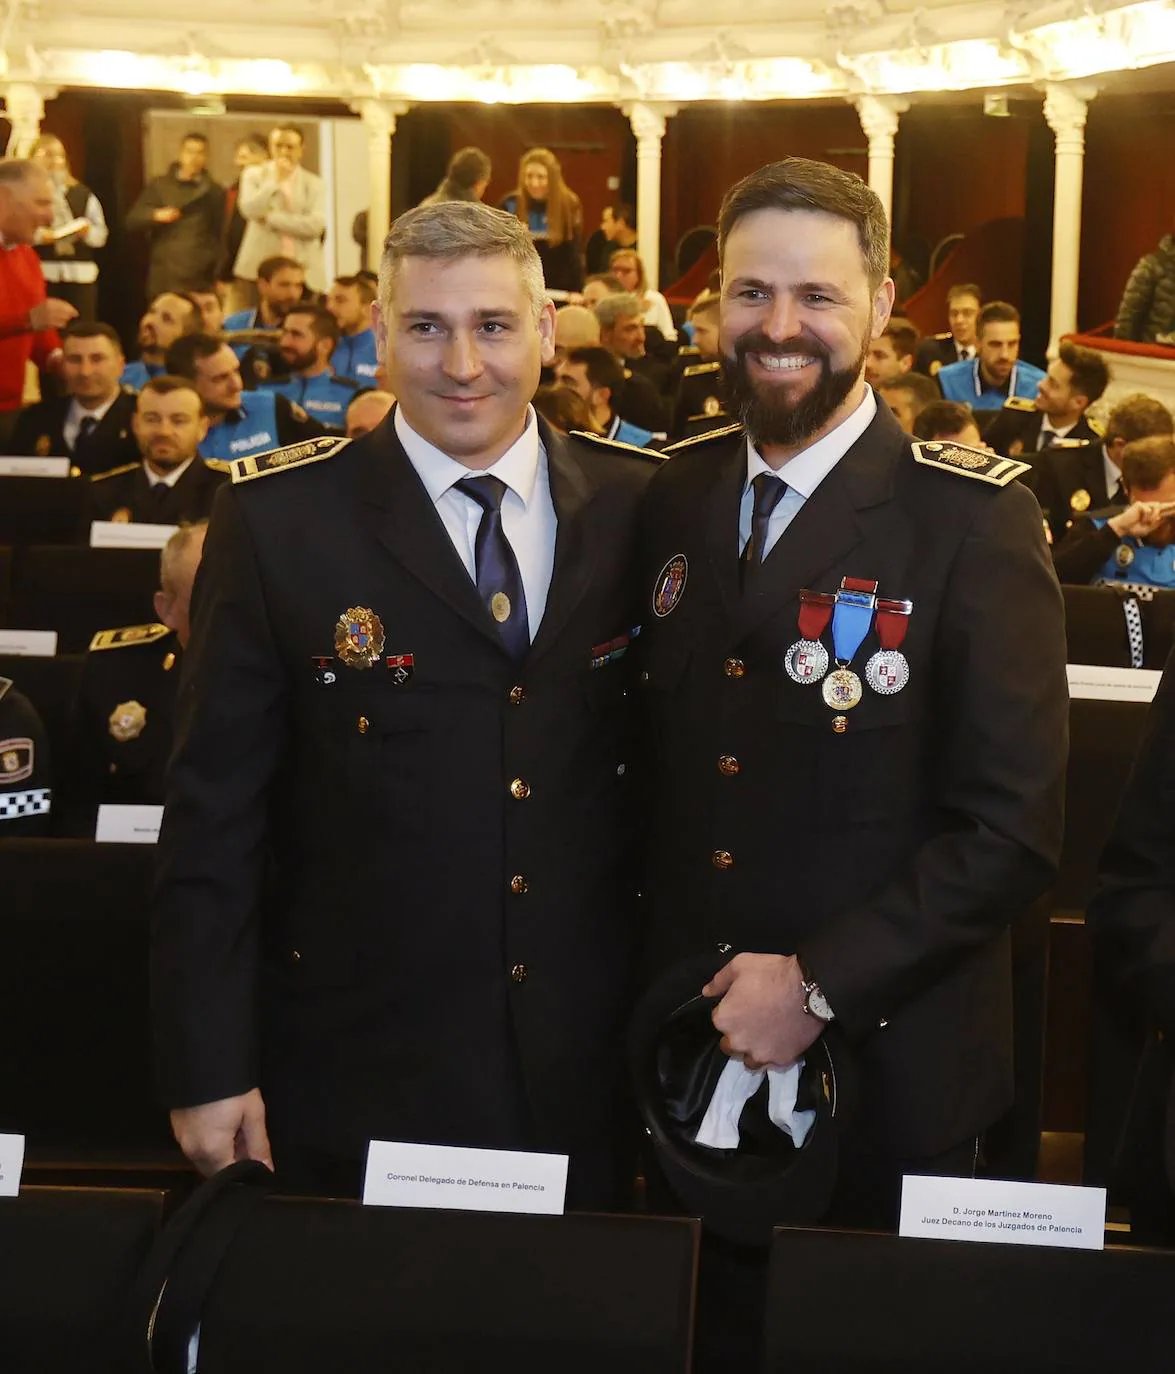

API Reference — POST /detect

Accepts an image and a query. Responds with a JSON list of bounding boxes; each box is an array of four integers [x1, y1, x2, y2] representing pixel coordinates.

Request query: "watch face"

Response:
[[807, 986, 834, 1022]]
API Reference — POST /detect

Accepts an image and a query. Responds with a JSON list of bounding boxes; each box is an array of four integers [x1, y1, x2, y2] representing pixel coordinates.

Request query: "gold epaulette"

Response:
[[230, 436, 350, 484], [1003, 395, 1037, 412], [569, 430, 665, 463], [1050, 438, 1088, 448], [662, 422, 743, 456], [90, 462, 139, 482], [682, 361, 721, 378], [90, 623, 172, 651], [911, 441, 1030, 487], [1089, 416, 1105, 438], [676, 345, 701, 359], [935, 332, 951, 340], [204, 459, 232, 474]]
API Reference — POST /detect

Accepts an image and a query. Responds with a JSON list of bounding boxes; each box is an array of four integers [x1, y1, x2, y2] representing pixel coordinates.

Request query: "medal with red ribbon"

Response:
[[864, 597, 912, 695], [784, 589, 835, 685]]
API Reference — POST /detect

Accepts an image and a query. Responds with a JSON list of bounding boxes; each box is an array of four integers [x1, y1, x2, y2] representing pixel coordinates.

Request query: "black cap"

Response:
[[630, 950, 856, 1246]]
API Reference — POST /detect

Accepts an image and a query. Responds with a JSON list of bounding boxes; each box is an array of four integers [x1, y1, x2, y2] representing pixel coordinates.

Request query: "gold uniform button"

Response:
[[291, 949, 302, 963], [723, 658, 746, 679], [510, 874, 528, 895], [831, 715, 848, 734], [357, 715, 369, 734], [717, 755, 740, 776], [162, 651, 176, 672], [509, 778, 531, 800], [510, 963, 528, 984], [509, 685, 526, 705], [711, 849, 734, 870]]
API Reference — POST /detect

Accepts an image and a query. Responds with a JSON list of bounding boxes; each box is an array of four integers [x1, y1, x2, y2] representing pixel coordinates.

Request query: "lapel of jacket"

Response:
[[527, 419, 600, 666], [356, 418, 506, 652], [701, 436, 749, 621], [1086, 443, 1114, 502], [729, 403, 906, 646]]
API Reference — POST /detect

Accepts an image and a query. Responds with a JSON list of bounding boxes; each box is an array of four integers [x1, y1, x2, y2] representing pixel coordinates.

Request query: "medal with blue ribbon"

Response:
[[821, 577, 877, 711]]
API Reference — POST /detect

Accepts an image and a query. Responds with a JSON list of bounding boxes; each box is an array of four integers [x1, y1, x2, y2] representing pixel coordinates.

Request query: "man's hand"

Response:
[[153, 206, 182, 224], [703, 952, 824, 1071], [28, 298, 78, 331], [1108, 500, 1175, 540], [170, 1088, 274, 1177]]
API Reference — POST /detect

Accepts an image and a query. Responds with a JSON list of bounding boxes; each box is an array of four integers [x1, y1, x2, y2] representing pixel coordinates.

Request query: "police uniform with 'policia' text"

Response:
[[0, 677, 52, 835], [58, 622, 181, 835], [637, 398, 1068, 1211], [151, 416, 658, 1206]]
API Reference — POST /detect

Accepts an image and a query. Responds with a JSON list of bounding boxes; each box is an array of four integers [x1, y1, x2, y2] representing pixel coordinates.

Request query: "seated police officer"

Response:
[[1053, 436, 1175, 587], [326, 274, 380, 386], [121, 292, 200, 391], [165, 332, 325, 463], [0, 676, 52, 835], [86, 375, 228, 525], [984, 340, 1108, 459], [59, 521, 207, 834], [937, 301, 1045, 413], [6, 320, 138, 474], [262, 305, 358, 428], [555, 346, 657, 448]]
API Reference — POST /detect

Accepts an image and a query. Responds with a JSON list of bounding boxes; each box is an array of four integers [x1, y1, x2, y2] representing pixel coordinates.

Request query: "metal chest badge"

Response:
[[653, 554, 688, 618], [334, 607, 386, 669]]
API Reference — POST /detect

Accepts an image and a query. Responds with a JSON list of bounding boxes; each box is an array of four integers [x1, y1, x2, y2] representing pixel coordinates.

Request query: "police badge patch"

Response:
[[653, 555, 688, 618], [334, 607, 386, 668], [0, 738, 34, 784]]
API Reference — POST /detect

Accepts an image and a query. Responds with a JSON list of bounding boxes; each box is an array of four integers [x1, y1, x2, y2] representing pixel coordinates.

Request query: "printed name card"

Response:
[[899, 1174, 1106, 1251], [1066, 663, 1161, 704], [0, 456, 70, 477], [0, 1134, 25, 1197], [90, 521, 178, 550], [95, 804, 164, 844], [0, 630, 58, 657], [363, 1140, 568, 1217]]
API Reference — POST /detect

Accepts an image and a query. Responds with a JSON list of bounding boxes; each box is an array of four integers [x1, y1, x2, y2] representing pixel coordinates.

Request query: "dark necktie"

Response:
[[1039, 429, 1057, 449], [743, 472, 788, 574], [74, 415, 98, 455], [1111, 482, 1125, 504], [455, 475, 530, 659]]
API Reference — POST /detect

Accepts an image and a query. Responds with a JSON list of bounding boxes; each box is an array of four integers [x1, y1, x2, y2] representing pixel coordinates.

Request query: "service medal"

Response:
[[864, 649, 910, 695], [865, 596, 914, 696], [334, 606, 386, 669], [1115, 544, 1135, 569], [822, 667, 863, 711], [1070, 488, 1091, 513], [785, 639, 830, 685]]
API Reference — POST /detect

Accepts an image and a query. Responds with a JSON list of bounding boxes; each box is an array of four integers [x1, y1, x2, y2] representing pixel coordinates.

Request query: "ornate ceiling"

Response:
[[3, 0, 1175, 103]]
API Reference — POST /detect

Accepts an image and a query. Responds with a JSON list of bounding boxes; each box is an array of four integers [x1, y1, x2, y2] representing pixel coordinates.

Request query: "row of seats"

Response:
[[0, 545, 159, 652], [2, 1183, 1169, 1373], [0, 475, 91, 548]]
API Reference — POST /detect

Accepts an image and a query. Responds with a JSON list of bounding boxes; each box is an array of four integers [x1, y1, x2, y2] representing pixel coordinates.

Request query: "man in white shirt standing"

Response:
[[637, 157, 1067, 1372], [151, 200, 660, 1209], [233, 125, 326, 297]]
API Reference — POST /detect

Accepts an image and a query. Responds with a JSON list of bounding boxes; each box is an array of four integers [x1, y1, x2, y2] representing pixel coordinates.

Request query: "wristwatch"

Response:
[[800, 964, 836, 1023]]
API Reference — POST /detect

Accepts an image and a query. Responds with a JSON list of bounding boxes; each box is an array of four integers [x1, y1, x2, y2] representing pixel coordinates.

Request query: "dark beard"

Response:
[[721, 328, 869, 450]]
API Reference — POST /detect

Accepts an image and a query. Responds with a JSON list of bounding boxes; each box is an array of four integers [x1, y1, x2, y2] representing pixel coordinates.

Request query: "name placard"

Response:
[[0, 1134, 25, 1197], [1066, 663, 1161, 704], [0, 456, 70, 477], [899, 1174, 1106, 1251], [90, 521, 178, 550], [95, 804, 163, 844], [0, 630, 58, 657], [363, 1140, 568, 1217]]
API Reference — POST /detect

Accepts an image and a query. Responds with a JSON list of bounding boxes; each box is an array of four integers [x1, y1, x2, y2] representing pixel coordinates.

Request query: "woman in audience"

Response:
[[500, 148, 584, 294], [608, 247, 677, 342], [30, 135, 108, 322]]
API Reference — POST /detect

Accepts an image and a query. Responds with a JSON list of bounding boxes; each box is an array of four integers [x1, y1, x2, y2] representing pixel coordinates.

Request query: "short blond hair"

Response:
[[379, 201, 547, 323]]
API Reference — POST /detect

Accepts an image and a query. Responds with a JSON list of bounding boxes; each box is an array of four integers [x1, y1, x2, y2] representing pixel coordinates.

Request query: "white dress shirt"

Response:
[[145, 456, 195, 488], [738, 387, 877, 560], [395, 405, 557, 641], [63, 393, 118, 453], [1103, 446, 1123, 500]]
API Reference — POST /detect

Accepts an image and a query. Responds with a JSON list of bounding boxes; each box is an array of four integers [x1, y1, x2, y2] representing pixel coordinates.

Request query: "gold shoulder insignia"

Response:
[[682, 361, 722, 378], [90, 623, 172, 651], [1003, 395, 1037, 412], [230, 435, 350, 484], [677, 345, 701, 358], [204, 459, 232, 474], [1089, 416, 1105, 438], [1050, 438, 1087, 448], [89, 462, 139, 482], [663, 422, 743, 456], [935, 332, 951, 340], [911, 441, 1030, 487], [570, 430, 665, 463]]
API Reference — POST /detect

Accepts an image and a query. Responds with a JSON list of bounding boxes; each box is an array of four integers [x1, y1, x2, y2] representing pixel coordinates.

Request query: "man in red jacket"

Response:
[[0, 159, 77, 444]]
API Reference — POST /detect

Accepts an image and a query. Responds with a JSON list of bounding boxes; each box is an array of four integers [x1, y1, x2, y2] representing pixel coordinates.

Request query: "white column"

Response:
[[2, 84, 57, 158], [853, 95, 908, 236], [351, 100, 408, 273], [622, 101, 677, 290], [1043, 82, 1096, 355]]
